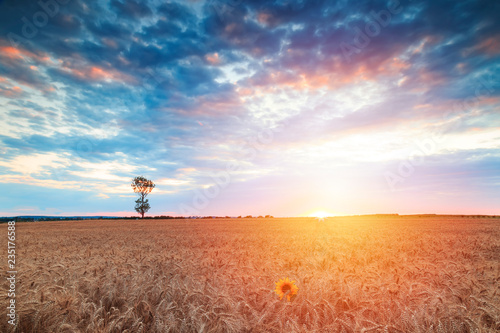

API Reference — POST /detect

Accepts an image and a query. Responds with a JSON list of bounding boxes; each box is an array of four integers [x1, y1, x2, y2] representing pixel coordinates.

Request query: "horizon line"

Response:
[[3, 213, 499, 219]]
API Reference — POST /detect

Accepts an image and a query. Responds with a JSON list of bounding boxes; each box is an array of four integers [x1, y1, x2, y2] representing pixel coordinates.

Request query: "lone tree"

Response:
[[131, 176, 155, 219]]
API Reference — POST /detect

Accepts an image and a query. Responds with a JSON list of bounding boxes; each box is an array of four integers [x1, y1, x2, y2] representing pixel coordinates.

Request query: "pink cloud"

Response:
[[0, 44, 51, 63], [205, 52, 221, 65], [478, 36, 500, 55], [240, 58, 410, 95], [463, 34, 500, 57], [160, 92, 244, 117], [60, 64, 137, 84], [257, 12, 273, 25], [0, 85, 23, 98]]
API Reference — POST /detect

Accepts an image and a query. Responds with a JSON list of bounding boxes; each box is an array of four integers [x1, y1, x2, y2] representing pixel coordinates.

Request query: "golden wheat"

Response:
[[1, 216, 499, 332]]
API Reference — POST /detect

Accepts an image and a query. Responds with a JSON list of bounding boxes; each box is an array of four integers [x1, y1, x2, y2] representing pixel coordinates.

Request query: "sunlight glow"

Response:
[[308, 210, 334, 219]]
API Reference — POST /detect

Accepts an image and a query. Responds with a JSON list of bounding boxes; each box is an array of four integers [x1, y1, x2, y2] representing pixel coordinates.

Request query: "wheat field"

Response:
[[1, 216, 499, 332]]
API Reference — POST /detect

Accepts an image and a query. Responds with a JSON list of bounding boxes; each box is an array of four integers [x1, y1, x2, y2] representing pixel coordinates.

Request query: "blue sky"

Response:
[[0, 0, 499, 217]]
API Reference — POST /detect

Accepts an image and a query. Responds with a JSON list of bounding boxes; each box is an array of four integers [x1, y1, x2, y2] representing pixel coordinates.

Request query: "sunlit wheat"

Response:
[[0, 216, 499, 332]]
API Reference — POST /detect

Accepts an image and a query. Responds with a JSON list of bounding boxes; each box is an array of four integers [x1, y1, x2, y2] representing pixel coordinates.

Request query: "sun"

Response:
[[309, 211, 332, 219]]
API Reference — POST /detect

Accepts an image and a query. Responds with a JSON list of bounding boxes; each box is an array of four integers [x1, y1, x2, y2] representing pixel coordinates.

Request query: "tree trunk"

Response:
[[141, 193, 146, 219]]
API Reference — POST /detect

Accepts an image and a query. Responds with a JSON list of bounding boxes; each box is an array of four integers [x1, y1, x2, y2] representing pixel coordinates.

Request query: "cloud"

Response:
[[0, 0, 499, 216], [110, 0, 153, 19], [0, 85, 23, 98]]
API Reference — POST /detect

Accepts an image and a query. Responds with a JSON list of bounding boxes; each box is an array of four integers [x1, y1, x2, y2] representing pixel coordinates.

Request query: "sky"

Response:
[[0, 0, 499, 217]]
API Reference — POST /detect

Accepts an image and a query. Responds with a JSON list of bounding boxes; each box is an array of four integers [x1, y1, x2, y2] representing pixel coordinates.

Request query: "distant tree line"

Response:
[[237, 215, 274, 218], [0, 215, 278, 223]]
